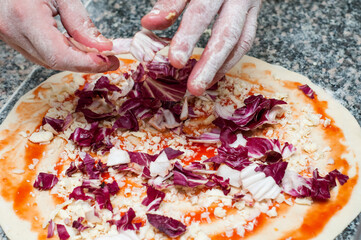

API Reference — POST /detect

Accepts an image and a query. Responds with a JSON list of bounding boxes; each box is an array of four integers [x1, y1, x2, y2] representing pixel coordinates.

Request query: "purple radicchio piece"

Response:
[[118, 97, 161, 120], [189, 129, 221, 144], [214, 95, 287, 131], [107, 181, 120, 195], [75, 76, 121, 122], [173, 161, 208, 187], [113, 110, 139, 131], [69, 186, 93, 201], [146, 213, 187, 238], [162, 147, 184, 159], [246, 137, 296, 160], [131, 58, 196, 102], [109, 208, 141, 231], [47, 220, 55, 238], [65, 162, 78, 177], [142, 185, 166, 211], [206, 174, 231, 195], [94, 185, 113, 211], [72, 217, 89, 232], [148, 108, 181, 131], [128, 151, 158, 167], [69, 123, 114, 152], [206, 144, 251, 171], [298, 84, 316, 99], [33, 173, 58, 190], [77, 154, 108, 179], [57, 224, 70, 240], [42, 117, 64, 132], [282, 169, 349, 200], [255, 162, 288, 185]]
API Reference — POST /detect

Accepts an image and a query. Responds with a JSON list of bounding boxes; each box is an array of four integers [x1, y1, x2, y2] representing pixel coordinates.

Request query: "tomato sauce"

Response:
[[279, 80, 358, 239]]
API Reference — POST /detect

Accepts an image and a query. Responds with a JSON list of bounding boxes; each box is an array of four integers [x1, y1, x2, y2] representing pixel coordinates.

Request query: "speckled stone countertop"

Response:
[[0, 0, 360, 239]]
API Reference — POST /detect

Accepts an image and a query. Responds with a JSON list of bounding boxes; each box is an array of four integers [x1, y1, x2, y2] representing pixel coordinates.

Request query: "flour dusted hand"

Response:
[[142, 0, 262, 96], [0, 0, 119, 72]]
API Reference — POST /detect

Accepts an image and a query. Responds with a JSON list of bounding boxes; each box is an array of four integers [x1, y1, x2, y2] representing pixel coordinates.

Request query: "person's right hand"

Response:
[[0, 0, 119, 72]]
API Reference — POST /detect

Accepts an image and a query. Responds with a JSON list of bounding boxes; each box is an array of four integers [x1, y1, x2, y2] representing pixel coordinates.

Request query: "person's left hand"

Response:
[[142, 0, 262, 96]]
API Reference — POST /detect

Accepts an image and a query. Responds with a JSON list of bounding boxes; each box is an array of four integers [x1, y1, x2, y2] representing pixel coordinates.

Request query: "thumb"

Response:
[[56, 0, 112, 52]]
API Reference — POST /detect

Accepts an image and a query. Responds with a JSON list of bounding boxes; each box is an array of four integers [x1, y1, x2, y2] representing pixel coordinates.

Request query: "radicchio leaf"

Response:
[[109, 208, 141, 231], [33, 173, 58, 190], [57, 224, 70, 240], [146, 214, 187, 237], [246, 137, 296, 160], [298, 84, 315, 99], [65, 162, 78, 177], [255, 162, 288, 185], [69, 123, 114, 152], [75, 76, 121, 122], [128, 151, 158, 166], [69, 186, 93, 201], [47, 220, 55, 238], [78, 154, 108, 179], [132, 58, 196, 102], [206, 174, 231, 195], [148, 108, 181, 131], [207, 144, 251, 171], [42, 117, 64, 132], [173, 162, 208, 187], [142, 185, 166, 211], [113, 110, 139, 131], [72, 217, 89, 232], [214, 95, 286, 131], [162, 147, 184, 160], [94, 185, 113, 211], [107, 181, 120, 195], [282, 169, 349, 200]]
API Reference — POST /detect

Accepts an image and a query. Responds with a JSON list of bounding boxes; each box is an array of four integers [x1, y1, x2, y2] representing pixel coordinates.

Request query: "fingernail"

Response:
[[96, 34, 110, 43], [150, 9, 160, 15]]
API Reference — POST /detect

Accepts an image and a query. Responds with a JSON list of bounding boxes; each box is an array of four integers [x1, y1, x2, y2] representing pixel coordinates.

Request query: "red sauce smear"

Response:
[[278, 81, 358, 239]]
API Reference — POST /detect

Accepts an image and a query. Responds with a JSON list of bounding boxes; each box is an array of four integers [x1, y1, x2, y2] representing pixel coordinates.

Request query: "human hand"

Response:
[[0, 0, 119, 72], [142, 0, 262, 96]]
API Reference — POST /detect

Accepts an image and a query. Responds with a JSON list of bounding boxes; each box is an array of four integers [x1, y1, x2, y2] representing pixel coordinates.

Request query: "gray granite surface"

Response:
[[0, 0, 360, 239]]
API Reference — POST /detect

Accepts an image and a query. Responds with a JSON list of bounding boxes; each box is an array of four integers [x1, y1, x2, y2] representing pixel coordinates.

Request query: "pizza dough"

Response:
[[0, 48, 360, 240]]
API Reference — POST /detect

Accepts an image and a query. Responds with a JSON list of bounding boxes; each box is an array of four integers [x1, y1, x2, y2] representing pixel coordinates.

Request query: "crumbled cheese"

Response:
[[303, 142, 318, 153], [149, 151, 172, 177], [107, 147, 130, 166], [19, 131, 28, 137], [266, 207, 277, 217], [214, 207, 227, 218], [29, 131, 54, 143], [11, 169, 25, 174], [295, 197, 313, 205]]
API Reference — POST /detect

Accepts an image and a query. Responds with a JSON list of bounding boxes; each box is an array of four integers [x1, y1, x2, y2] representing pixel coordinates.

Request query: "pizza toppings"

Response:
[[141, 185, 166, 211], [72, 217, 89, 232], [56, 224, 70, 240], [33, 173, 58, 190], [146, 214, 187, 237], [214, 95, 287, 131], [107, 147, 131, 166], [282, 168, 349, 200], [132, 58, 197, 101], [108, 208, 141, 231], [47, 220, 56, 238], [298, 84, 316, 99], [27, 57, 351, 240], [42, 117, 65, 132]]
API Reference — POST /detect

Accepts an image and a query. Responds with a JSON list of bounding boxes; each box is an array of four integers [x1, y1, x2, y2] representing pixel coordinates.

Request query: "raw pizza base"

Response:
[[0, 48, 360, 240]]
